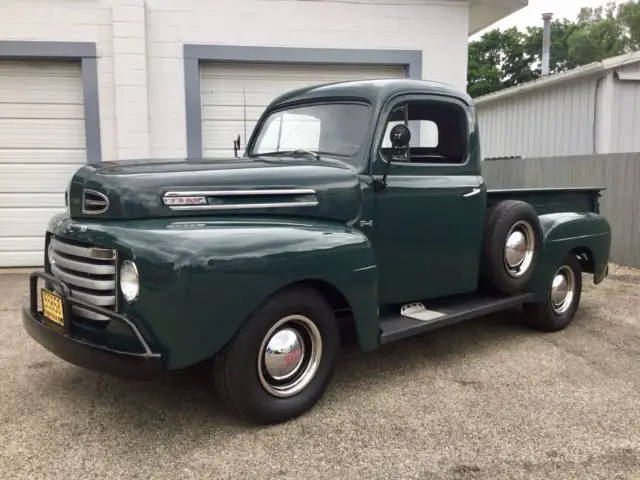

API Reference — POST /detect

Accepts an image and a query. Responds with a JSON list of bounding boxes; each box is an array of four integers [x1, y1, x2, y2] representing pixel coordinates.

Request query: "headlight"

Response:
[[120, 260, 139, 303], [47, 241, 55, 266]]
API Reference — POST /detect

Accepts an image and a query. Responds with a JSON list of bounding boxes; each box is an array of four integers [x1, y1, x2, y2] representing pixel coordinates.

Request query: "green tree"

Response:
[[467, 0, 640, 98], [568, 3, 627, 64]]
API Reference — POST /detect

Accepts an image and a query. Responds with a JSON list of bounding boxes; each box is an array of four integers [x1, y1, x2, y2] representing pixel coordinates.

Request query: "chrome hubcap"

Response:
[[504, 221, 535, 277], [258, 315, 322, 398], [550, 265, 575, 314]]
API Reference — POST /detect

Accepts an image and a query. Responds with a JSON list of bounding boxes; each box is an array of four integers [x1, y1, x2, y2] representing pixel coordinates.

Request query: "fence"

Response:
[[481, 153, 640, 268]]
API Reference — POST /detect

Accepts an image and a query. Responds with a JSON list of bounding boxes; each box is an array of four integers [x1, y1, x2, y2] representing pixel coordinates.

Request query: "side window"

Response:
[[380, 100, 467, 164]]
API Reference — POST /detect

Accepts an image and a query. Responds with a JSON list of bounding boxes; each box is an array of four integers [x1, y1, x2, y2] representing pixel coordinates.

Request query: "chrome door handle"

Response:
[[462, 188, 481, 198]]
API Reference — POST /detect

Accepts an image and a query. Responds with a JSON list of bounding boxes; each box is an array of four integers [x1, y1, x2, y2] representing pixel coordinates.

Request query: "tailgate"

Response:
[[487, 187, 605, 215]]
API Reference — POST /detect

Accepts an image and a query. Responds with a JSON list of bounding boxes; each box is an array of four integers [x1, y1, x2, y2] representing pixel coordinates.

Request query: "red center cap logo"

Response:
[[284, 347, 302, 365]]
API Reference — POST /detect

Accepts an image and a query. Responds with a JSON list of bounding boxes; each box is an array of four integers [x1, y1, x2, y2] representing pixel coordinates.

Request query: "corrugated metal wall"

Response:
[[612, 62, 640, 153], [482, 153, 640, 267], [476, 76, 598, 159]]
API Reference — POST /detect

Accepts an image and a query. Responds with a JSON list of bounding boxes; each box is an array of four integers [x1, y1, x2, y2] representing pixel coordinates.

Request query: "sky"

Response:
[[471, 0, 627, 39]]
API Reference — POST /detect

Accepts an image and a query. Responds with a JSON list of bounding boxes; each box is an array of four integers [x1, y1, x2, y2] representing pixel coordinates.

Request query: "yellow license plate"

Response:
[[41, 288, 64, 327]]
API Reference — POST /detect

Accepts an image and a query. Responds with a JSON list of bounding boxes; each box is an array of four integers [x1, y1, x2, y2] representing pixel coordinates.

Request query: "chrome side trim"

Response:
[[51, 264, 115, 291], [162, 189, 319, 211], [50, 251, 116, 275], [167, 201, 319, 211], [51, 238, 115, 260], [164, 189, 317, 197]]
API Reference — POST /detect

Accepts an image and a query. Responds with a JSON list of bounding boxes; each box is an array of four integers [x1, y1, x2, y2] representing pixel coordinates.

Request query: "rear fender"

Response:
[[528, 212, 611, 301]]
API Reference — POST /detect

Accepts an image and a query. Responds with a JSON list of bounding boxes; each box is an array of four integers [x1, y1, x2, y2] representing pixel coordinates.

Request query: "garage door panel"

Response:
[[0, 252, 44, 267], [0, 78, 84, 104], [201, 91, 294, 108], [202, 105, 264, 122], [0, 60, 83, 105], [0, 237, 45, 252], [0, 119, 86, 149], [200, 62, 405, 156], [0, 164, 77, 193], [0, 149, 86, 164], [0, 208, 64, 237], [203, 120, 259, 154], [0, 103, 85, 120], [201, 62, 405, 79], [0, 193, 65, 208]]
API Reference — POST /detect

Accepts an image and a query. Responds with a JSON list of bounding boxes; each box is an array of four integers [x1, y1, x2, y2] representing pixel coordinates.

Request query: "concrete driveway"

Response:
[[1, 267, 639, 479]]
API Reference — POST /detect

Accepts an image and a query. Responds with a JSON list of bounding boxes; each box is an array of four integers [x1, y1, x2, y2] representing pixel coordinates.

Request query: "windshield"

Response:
[[249, 103, 371, 161]]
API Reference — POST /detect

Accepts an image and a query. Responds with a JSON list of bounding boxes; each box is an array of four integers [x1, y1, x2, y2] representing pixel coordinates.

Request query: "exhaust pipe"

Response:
[[542, 12, 553, 76]]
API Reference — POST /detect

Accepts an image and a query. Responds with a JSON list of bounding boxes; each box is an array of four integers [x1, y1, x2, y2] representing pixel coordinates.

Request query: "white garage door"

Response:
[[0, 60, 86, 267], [201, 62, 406, 157]]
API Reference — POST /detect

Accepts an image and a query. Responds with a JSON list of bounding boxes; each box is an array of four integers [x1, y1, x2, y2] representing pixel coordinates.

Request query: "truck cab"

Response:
[[22, 79, 611, 425]]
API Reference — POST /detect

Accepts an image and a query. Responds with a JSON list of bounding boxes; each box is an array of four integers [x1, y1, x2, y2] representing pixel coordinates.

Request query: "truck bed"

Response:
[[487, 187, 605, 215]]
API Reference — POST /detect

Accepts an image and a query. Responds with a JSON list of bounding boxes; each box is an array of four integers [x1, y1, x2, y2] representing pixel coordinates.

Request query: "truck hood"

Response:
[[67, 156, 364, 223]]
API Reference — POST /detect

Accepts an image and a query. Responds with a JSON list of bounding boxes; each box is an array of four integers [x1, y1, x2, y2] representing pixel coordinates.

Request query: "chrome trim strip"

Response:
[[50, 251, 116, 275], [68, 289, 115, 307], [164, 189, 317, 197], [163, 189, 319, 210], [51, 264, 115, 291], [51, 238, 115, 260], [167, 201, 319, 211], [82, 189, 109, 215], [72, 306, 110, 321]]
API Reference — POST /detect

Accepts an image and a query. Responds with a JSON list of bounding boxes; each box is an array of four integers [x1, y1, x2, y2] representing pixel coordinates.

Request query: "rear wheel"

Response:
[[213, 286, 340, 424], [523, 253, 583, 332]]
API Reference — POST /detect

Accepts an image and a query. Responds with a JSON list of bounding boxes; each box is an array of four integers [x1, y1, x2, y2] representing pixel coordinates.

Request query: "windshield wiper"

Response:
[[258, 150, 321, 161]]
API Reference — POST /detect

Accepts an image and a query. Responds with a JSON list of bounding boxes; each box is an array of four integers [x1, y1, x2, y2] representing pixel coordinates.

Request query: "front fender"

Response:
[[528, 212, 611, 301], [52, 215, 378, 370]]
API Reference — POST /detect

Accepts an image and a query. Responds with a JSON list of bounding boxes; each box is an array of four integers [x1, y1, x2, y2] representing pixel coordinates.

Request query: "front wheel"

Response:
[[523, 252, 583, 332], [213, 286, 340, 424]]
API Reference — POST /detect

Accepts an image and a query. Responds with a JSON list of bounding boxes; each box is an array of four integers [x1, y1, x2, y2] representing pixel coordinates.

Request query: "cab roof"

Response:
[[266, 78, 474, 109]]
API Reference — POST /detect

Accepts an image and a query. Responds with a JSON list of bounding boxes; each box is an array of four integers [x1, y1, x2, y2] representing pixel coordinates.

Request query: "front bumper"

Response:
[[22, 271, 163, 380]]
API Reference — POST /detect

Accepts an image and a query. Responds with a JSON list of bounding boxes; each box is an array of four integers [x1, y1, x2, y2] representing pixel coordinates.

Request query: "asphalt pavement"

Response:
[[0, 267, 638, 479]]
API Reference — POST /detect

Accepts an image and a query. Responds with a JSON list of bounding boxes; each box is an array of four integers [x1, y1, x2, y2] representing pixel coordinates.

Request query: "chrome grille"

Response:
[[48, 236, 117, 321]]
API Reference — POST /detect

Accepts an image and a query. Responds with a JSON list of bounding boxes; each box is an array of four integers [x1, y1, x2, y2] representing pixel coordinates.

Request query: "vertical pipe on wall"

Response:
[[542, 12, 553, 76]]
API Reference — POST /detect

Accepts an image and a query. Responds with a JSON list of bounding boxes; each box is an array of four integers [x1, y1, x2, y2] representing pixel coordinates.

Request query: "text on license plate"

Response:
[[41, 289, 64, 327]]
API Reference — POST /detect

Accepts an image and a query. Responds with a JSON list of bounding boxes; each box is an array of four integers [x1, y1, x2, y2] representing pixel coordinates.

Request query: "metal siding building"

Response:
[[475, 51, 640, 160]]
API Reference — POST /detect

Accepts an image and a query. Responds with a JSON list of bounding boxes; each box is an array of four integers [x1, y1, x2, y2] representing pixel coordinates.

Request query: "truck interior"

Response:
[[380, 100, 467, 164]]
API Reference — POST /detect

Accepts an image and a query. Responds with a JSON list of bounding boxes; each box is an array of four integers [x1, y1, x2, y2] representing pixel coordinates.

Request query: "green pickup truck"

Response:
[[22, 78, 611, 425]]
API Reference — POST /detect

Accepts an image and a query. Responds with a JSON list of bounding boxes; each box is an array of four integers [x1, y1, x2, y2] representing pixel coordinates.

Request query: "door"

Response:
[[371, 96, 486, 305]]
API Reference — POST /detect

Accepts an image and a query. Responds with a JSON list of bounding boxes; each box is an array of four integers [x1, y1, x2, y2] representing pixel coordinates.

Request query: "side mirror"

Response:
[[389, 124, 411, 149]]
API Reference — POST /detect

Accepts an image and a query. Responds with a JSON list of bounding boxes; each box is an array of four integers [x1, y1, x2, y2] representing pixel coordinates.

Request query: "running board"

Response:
[[379, 292, 535, 345]]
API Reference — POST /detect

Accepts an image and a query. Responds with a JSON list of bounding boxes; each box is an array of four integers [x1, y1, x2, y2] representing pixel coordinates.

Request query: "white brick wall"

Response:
[[1, 0, 471, 160]]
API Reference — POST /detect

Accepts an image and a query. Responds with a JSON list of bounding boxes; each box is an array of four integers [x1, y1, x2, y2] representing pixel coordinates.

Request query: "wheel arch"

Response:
[[255, 276, 377, 352], [526, 212, 611, 300]]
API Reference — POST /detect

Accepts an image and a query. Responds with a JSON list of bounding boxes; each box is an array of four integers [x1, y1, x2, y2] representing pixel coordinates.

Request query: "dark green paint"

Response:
[[47, 213, 378, 369], [37, 79, 611, 371]]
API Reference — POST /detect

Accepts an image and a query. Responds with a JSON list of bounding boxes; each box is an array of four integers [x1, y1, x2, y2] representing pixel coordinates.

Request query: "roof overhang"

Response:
[[468, 0, 529, 36]]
